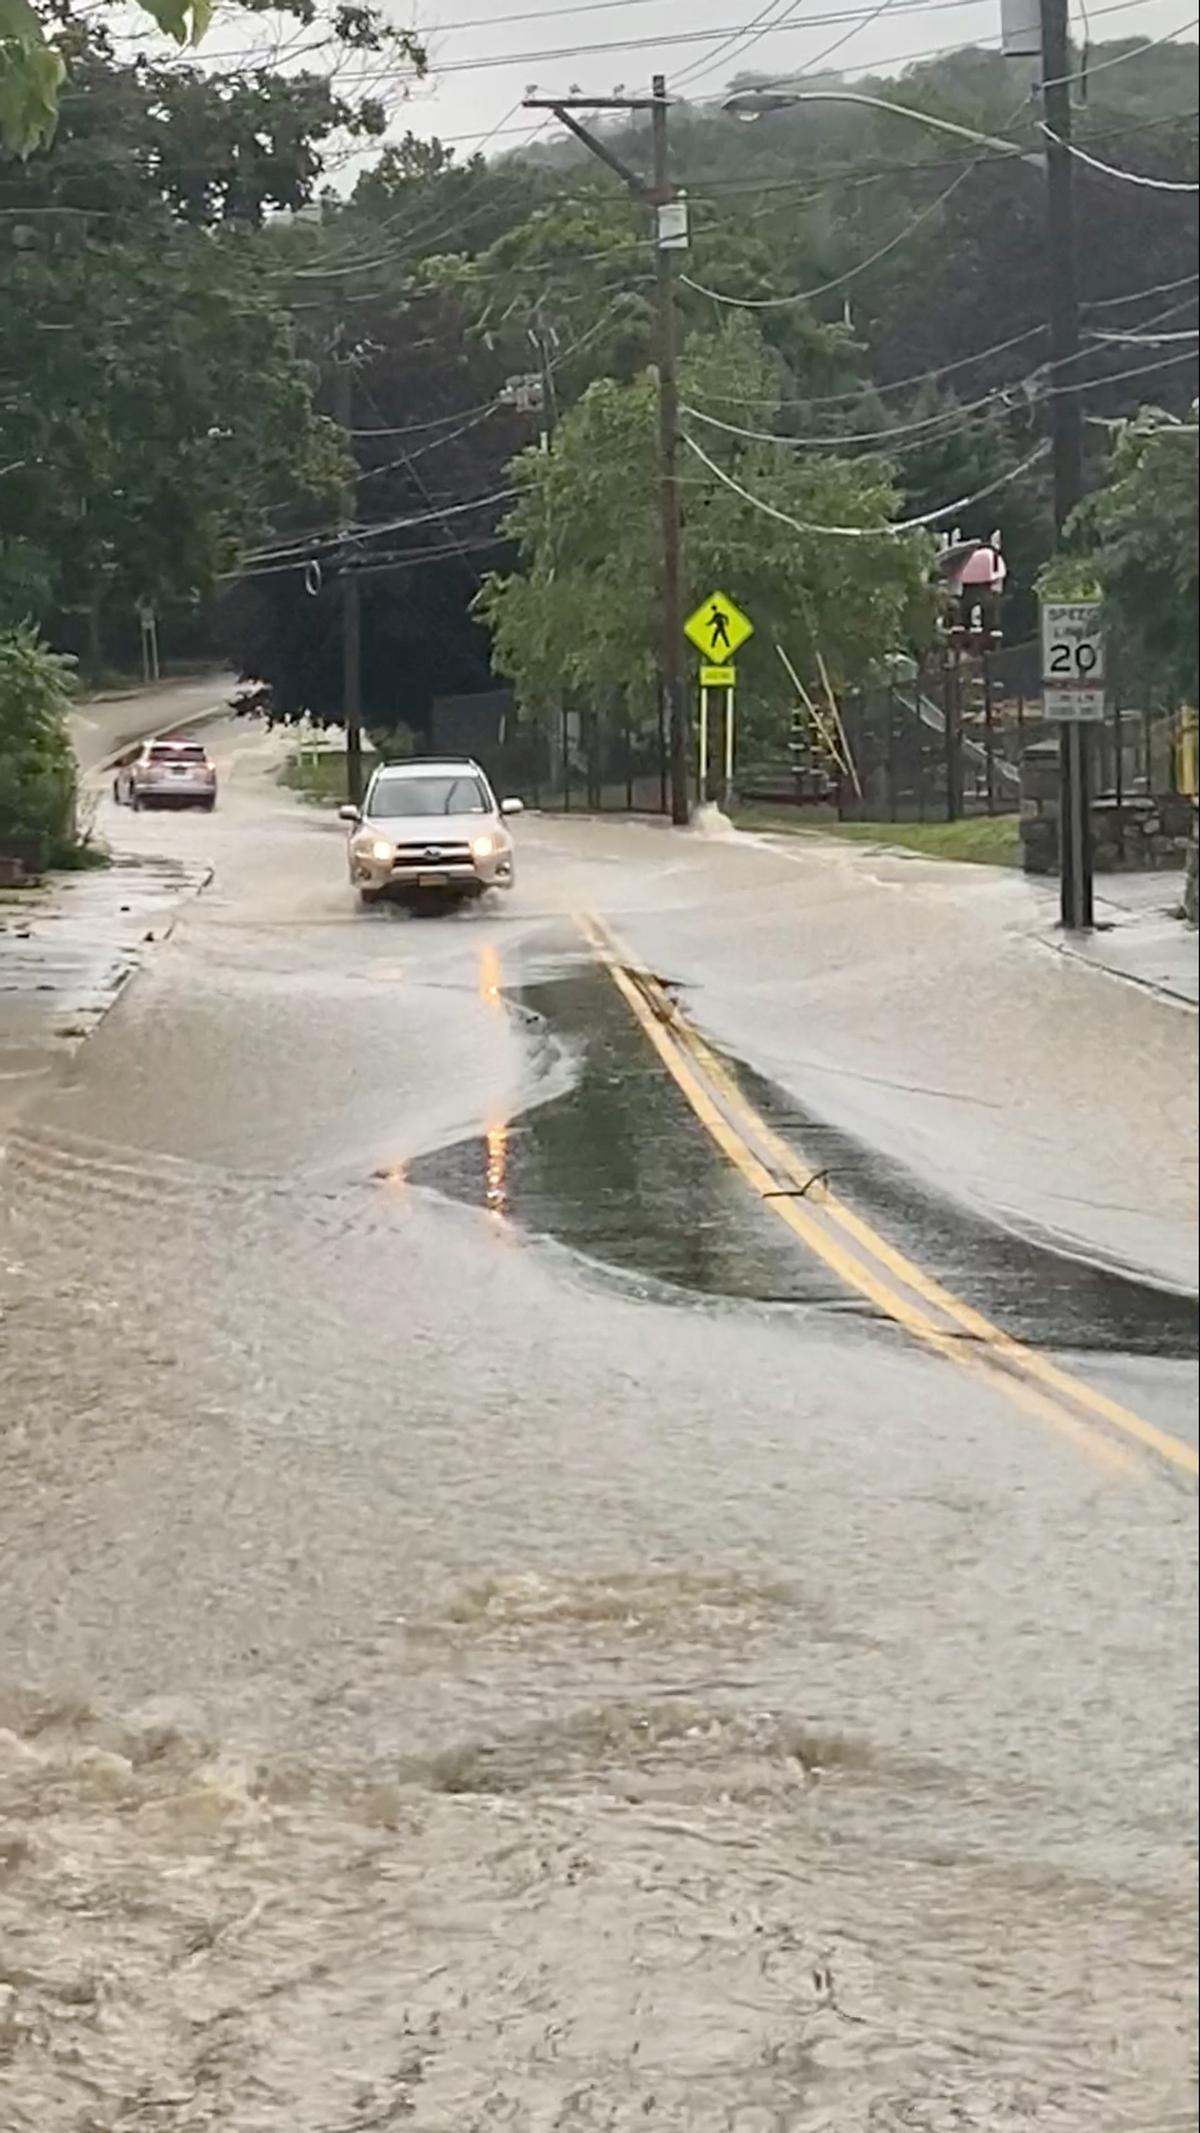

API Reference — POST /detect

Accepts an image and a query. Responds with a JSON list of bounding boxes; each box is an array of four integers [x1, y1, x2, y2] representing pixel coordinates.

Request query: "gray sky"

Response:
[[389, 0, 1194, 154]]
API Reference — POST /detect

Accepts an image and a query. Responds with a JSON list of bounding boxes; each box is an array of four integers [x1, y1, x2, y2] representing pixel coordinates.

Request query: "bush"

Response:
[[0, 627, 78, 866]]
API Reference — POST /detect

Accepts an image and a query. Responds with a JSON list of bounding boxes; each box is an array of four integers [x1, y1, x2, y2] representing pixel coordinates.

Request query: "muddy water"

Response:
[[2, 1677, 1195, 2133], [2, 814, 1197, 2129]]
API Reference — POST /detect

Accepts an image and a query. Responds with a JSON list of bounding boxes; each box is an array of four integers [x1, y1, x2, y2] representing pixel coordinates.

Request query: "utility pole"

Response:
[[334, 352, 364, 808], [1040, 0, 1093, 927], [524, 81, 690, 825], [649, 76, 688, 827]]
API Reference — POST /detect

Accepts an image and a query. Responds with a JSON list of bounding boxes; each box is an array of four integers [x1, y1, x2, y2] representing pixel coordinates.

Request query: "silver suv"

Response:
[[340, 759, 522, 907]]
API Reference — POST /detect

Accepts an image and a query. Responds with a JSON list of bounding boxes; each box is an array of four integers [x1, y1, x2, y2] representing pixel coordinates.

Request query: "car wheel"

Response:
[[358, 886, 383, 908]]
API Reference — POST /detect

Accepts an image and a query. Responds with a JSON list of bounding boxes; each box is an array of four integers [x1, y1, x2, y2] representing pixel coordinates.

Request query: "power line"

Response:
[[237, 485, 519, 570], [708, 0, 1175, 90], [688, 323, 1046, 406], [1039, 9, 1198, 86], [686, 102, 1199, 196], [1083, 268, 1199, 309], [681, 424, 1050, 532], [1039, 119, 1200, 188], [1086, 324, 1200, 343], [419, 0, 1008, 73], [681, 154, 984, 308], [672, 0, 816, 96], [680, 376, 1033, 445]]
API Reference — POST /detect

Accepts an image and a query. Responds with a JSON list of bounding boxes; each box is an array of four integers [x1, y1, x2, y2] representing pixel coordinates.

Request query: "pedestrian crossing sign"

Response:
[[684, 588, 754, 663]]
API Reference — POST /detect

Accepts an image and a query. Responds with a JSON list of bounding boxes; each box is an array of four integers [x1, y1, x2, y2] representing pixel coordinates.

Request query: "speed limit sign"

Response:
[[1040, 600, 1106, 722], [1041, 600, 1105, 684]]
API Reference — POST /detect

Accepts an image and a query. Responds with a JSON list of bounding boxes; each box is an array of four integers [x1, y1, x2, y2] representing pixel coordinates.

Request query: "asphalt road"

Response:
[[1, 714, 1196, 2132], [68, 671, 235, 774]]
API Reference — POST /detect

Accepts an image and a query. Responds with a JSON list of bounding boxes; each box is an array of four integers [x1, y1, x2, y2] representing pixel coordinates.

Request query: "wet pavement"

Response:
[[1, 715, 1196, 2130]]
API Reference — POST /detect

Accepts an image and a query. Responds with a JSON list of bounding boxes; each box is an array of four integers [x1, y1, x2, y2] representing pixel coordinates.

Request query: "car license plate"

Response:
[[417, 871, 449, 888]]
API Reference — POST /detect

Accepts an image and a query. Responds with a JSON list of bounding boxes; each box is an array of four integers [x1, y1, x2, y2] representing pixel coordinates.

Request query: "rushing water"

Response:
[[2, 784, 1196, 2129]]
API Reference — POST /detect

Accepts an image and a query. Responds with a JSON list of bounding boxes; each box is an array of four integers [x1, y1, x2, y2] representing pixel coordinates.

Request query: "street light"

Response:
[[721, 87, 1039, 166]]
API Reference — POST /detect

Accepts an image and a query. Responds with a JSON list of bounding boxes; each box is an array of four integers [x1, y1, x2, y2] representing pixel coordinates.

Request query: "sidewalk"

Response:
[[744, 816, 1198, 1010], [1039, 869, 1197, 1008], [0, 856, 210, 1131]]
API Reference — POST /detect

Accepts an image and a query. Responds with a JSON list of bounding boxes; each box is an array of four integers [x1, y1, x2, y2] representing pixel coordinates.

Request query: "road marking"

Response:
[[580, 912, 1197, 1478]]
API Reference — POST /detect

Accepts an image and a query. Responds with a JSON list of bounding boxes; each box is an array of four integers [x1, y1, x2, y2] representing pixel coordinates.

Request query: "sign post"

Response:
[[685, 593, 753, 809], [1041, 599, 1103, 929]]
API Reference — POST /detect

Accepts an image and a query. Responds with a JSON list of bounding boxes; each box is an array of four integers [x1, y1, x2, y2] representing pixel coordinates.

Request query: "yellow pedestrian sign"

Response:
[[684, 589, 754, 664]]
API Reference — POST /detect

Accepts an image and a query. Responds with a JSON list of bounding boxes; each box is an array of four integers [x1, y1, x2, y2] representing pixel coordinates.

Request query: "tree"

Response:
[[475, 317, 934, 766], [1067, 407, 1198, 705], [0, 623, 75, 859], [0, 0, 422, 156], [0, 222, 346, 669]]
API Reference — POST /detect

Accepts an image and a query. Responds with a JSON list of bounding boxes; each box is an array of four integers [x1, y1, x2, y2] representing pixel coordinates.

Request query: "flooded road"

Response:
[[1, 722, 1196, 2130]]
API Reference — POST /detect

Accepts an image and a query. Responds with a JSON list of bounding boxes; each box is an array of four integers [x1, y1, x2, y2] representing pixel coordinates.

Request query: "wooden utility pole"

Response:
[[524, 82, 690, 825], [1040, 0, 1093, 927], [334, 353, 364, 808], [649, 76, 688, 826]]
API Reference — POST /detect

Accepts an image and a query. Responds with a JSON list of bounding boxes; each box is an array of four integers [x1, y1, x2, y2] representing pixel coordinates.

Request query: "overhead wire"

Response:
[[687, 323, 1047, 406], [1038, 120, 1200, 188], [1038, 9, 1199, 86], [681, 426, 1050, 533], [680, 377, 1030, 445], [671, 0, 817, 96], [1084, 268, 1199, 309], [680, 154, 986, 307]]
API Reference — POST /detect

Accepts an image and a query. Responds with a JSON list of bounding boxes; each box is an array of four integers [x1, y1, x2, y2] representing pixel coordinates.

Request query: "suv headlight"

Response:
[[356, 836, 393, 863], [471, 834, 496, 858]]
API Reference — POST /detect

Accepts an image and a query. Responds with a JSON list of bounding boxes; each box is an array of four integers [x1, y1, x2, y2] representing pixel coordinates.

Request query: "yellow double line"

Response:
[[579, 912, 1197, 1478]]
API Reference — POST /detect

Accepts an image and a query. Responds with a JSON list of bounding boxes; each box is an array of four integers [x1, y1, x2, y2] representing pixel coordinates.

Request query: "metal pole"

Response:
[[656, 684, 668, 814], [1041, 0, 1092, 927], [698, 685, 709, 805], [723, 684, 735, 807], [983, 648, 996, 816], [651, 77, 689, 827], [335, 355, 364, 808], [944, 654, 961, 822], [1112, 687, 1125, 863]]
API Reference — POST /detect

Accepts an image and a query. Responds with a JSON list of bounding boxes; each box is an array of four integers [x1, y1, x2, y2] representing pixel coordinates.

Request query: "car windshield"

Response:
[[368, 774, 489, 817]]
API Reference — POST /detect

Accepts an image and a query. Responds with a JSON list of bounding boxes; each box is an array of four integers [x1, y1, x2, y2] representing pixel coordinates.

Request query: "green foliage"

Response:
[[0, 0, 422, 156], [1063, 408, 1198, 701], [1, 223, 347, 654], [0, 623, 75, 854], [476, 316, 934, 759]]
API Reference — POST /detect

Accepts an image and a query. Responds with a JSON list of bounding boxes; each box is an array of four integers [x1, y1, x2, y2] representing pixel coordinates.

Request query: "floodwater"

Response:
[[1, 732, 1196, 2130], [415, 962, 1199, 1358]]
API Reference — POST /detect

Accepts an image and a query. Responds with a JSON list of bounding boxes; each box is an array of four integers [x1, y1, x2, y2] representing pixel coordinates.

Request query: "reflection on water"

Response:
[[412, 972, 861, 1311], [484, 1120, 508, 1213]]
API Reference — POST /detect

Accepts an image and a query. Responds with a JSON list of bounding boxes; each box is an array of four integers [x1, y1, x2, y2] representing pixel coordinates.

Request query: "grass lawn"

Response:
[[279, 747, 380, 804], [731, 804, 1021, 867]]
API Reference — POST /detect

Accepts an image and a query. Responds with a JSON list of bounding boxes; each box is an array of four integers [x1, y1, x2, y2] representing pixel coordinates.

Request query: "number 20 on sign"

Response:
[[1041, 600, 1105, 684]]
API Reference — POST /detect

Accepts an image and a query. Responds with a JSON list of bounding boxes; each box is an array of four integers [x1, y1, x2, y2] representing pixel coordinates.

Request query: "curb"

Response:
[[1036, 929, 1198, 1013]]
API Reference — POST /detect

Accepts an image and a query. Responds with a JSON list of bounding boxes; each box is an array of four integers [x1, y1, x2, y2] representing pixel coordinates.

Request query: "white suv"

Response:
[[340, 759, 522, 907]]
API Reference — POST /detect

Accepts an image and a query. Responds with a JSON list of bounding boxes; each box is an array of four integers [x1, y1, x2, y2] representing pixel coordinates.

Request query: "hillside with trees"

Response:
[[2, 2, 1196, 821]]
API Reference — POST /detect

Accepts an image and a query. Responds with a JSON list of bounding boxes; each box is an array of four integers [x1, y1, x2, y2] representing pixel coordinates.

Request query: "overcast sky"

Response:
[[386, 0, 1193, 155]]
